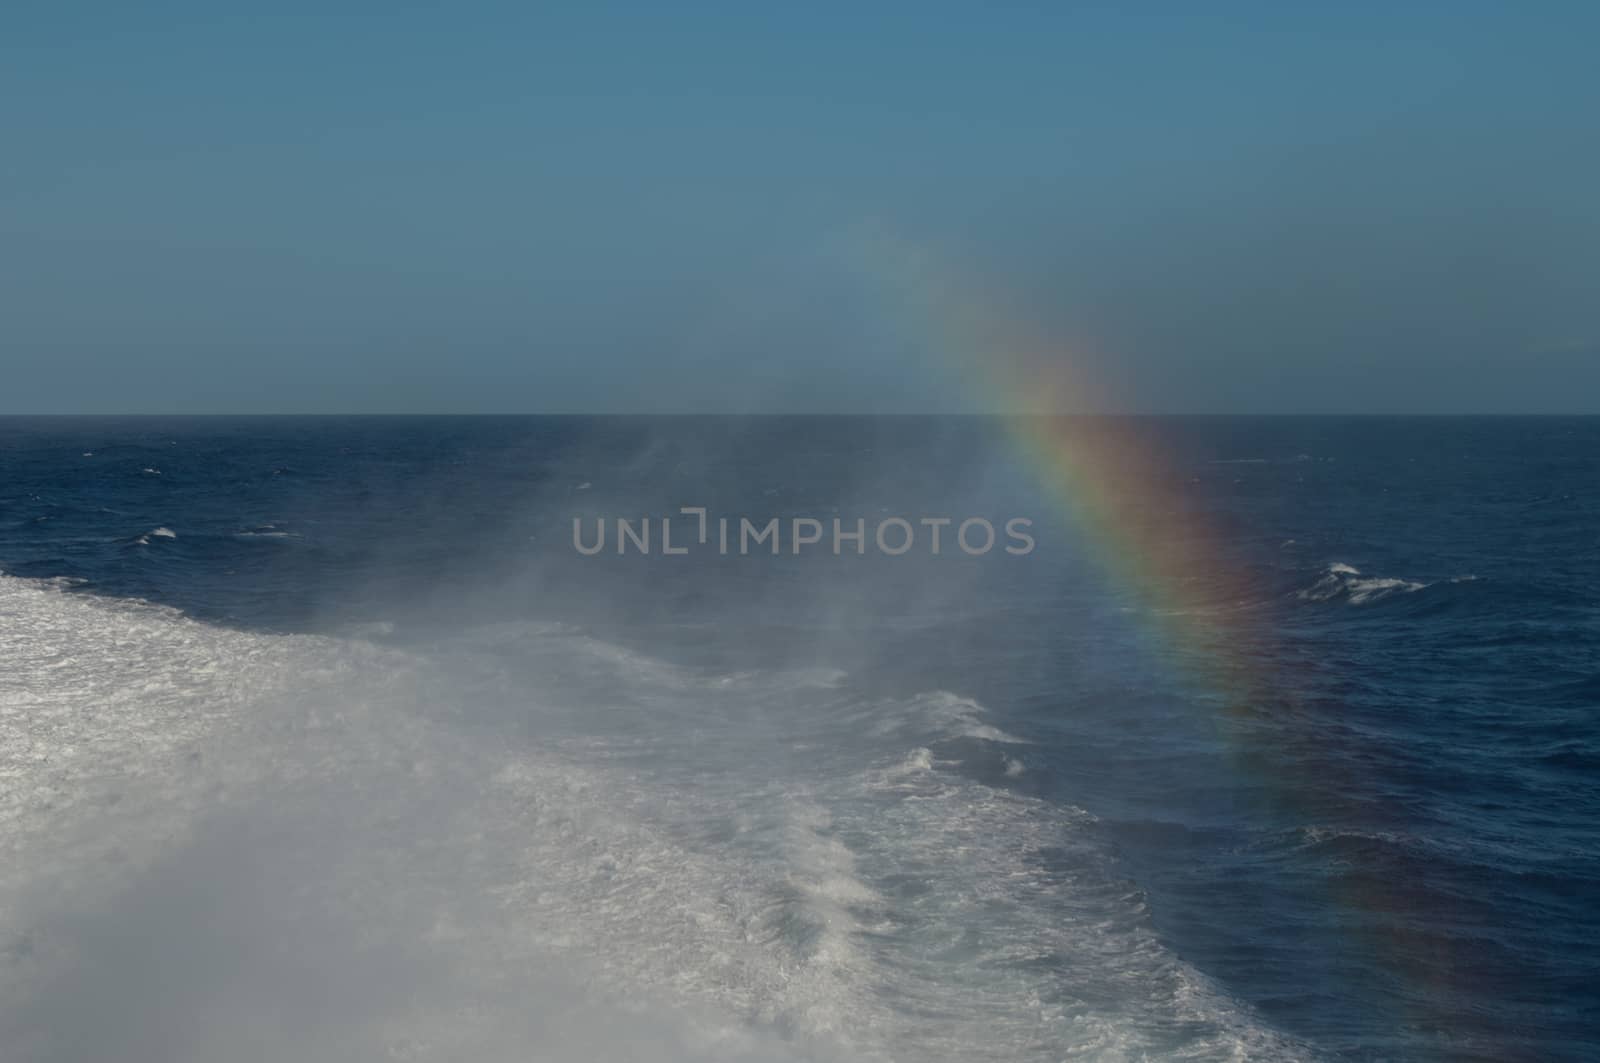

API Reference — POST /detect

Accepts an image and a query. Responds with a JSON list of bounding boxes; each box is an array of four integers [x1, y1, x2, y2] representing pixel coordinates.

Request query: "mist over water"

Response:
[[2, 416, 1597, 1061]]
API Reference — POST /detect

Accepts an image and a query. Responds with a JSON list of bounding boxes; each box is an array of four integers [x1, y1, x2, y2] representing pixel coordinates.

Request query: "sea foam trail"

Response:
[[0, 574, 1310, 1062]]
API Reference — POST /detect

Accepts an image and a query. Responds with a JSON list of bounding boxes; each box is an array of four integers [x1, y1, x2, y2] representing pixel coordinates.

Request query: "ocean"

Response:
[[1, 415, 1595, 1061]]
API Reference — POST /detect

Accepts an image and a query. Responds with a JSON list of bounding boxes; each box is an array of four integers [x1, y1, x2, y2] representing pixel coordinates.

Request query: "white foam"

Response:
[[0, 575, 822, 1060], [873, 690, 1030, 744], [0, 573, 1309, 1061], [1299, 562, 1427, 604]]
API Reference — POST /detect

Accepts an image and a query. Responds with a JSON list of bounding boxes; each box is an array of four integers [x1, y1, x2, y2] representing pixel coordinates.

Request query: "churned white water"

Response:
[[0, 574, 1307, 1062]]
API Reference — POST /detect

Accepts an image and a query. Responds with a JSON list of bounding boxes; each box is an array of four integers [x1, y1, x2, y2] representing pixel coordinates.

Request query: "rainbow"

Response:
[[843, 226, 1488, 1054], [844, 227, 1268, 695]]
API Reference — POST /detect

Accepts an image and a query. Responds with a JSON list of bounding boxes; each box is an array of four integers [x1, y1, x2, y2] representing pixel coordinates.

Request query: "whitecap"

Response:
[[1298, 562, 1426, 604]]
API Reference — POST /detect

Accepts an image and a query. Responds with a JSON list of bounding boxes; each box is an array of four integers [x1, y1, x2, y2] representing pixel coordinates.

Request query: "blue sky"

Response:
[[3, 3, 1597, 412]]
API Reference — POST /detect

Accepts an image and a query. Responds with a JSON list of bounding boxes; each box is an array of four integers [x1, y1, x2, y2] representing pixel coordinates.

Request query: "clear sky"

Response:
[[4, 2, 1597, 413]]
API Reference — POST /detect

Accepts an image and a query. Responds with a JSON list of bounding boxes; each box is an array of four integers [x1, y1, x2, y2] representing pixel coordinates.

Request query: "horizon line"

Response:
[[3, 411, 1599, 419]]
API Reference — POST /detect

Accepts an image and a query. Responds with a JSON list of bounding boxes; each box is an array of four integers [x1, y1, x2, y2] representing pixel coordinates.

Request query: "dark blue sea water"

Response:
[[1, 416, 1596, 1061]]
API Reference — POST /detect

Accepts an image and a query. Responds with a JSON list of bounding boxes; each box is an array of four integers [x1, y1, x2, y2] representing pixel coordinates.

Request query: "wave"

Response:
[[1207, 454, 1314, 466], [1297, 562, 1430, 605], [233, 524, 300, 540], [131, 526, 178, 546], [0, 573, 1310, 1062], [867, 689, 1030, 744]]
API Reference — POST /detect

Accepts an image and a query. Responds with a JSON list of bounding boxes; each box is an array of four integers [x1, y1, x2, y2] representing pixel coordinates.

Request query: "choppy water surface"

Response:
[[1, 416, 1596, 1061]]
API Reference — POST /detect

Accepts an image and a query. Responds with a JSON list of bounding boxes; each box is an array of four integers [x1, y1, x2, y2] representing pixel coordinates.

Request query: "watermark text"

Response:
[[572, 508, 1035, 557]]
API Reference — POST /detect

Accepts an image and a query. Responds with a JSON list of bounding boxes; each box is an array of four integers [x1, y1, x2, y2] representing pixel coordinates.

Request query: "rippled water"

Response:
[[1, 416, 1596, 1061]]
